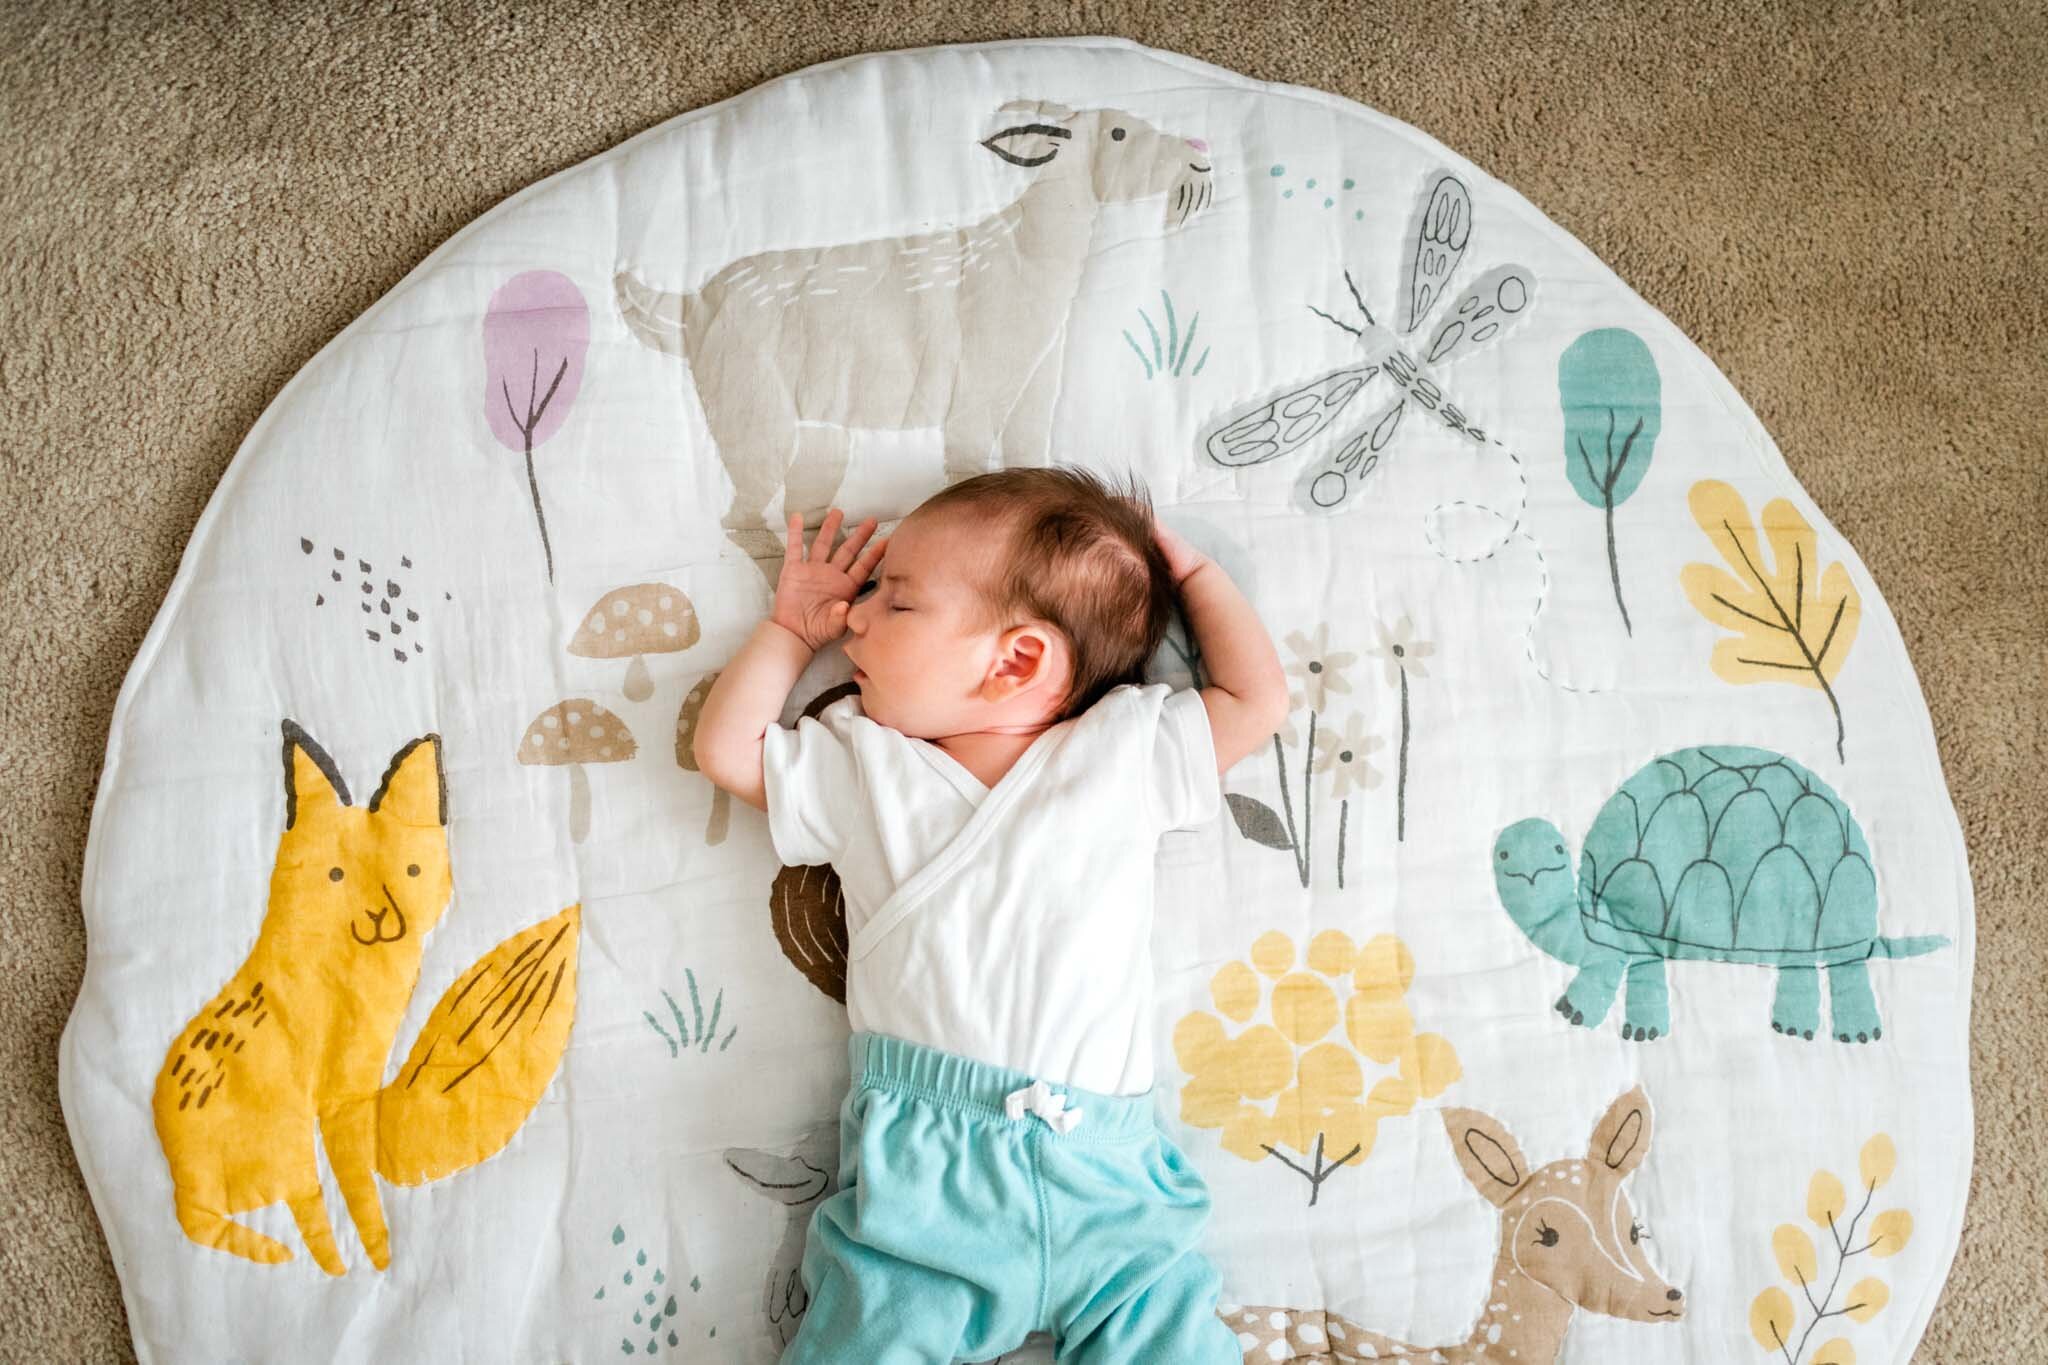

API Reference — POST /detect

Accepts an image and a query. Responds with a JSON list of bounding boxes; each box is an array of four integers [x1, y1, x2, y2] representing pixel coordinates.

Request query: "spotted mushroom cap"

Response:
[[674, 672, 719, 771], [569, 583, 699, 660], [517, 699, 638, 766]]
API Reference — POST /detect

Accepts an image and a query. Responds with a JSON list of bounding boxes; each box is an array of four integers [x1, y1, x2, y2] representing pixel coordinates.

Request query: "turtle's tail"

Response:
[[1872, 934, 1950, 959]]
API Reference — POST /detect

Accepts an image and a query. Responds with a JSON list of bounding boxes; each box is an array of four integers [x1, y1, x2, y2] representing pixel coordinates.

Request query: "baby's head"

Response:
[[841, 468, 1175, 738]]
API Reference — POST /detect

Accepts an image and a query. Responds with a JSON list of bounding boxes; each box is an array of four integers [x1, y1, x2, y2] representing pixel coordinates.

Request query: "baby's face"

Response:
[[842, 510, 1007, 738]]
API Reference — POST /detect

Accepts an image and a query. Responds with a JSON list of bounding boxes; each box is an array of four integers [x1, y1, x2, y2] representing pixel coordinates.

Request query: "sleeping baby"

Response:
[[694, 467, 1287, 1363]]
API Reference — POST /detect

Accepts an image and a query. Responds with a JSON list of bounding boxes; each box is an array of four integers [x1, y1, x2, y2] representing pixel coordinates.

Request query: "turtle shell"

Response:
[[1578, 746, 1877, 964]]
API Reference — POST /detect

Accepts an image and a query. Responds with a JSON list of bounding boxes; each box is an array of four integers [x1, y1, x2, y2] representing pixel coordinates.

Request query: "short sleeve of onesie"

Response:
[[759, 697, 865, 867], [1143, 685, 1222, 832]]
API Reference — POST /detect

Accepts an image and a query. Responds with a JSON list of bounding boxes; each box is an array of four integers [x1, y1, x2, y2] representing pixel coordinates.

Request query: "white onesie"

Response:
[[759, 681, 1220, 1096]]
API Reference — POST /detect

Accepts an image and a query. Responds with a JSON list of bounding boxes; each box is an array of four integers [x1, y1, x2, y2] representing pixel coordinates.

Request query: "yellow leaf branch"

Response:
[[1681, 480, 1862, 760]]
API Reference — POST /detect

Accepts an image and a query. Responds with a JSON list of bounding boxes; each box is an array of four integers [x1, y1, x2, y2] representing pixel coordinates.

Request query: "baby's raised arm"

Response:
[[694, 510, 886, 812], [1153, 522, 1290, 774]]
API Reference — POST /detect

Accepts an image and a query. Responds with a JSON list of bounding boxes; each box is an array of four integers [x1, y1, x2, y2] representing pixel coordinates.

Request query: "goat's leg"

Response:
[[994, 348, 1063, 469], [698, 359, 799, 540], [943, 314, 1052, 482], [784, 424, 852, 522]]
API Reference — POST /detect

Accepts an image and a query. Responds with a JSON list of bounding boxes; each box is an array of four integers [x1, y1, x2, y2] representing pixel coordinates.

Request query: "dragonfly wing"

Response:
[[1421, 263, 1537, 367], [1403, 173, 1472, 334], [1202, 365, 1378, 467]]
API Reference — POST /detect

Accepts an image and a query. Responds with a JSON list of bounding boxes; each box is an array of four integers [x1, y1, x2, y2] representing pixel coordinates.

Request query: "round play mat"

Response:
[[62, 36, 1971, 1365]]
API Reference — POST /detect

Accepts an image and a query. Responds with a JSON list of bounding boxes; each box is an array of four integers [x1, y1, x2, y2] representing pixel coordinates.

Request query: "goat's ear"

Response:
[[981, 122, 1071, 169], [981, 100, 1075, 168], [993, 98, 1076, 122], [1587, 1086, 1653, 1179], [1443, 1106, 1529, 1208]]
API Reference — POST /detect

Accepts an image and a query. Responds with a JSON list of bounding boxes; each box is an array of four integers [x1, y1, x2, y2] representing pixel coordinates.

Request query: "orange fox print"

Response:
[[152, 721, 580, 1276]]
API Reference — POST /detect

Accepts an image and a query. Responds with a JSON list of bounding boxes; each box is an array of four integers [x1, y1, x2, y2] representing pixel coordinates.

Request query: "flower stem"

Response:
[[1397, 672, 1410, 842]]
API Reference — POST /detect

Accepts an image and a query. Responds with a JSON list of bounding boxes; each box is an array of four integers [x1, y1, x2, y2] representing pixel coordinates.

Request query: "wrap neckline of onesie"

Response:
[[847, 717, 1077, 962], [908, 726, 1057, 804]]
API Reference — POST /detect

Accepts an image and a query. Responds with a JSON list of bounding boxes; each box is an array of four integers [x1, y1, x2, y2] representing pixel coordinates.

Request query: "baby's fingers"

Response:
[[849, 531, 889, 584], [831, 516, 880, 571]]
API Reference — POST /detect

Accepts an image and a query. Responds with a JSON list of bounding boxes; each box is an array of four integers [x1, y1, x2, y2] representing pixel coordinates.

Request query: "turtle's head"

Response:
[[1493, 818, 1589, 965]]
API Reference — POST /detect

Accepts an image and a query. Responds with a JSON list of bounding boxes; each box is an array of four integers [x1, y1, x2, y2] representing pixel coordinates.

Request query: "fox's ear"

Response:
[[281, 720, 351, 829], [369, 734, 446, 827]]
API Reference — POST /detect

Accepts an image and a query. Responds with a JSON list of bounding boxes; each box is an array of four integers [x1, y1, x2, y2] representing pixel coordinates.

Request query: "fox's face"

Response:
[[271, 724, 452, 950]]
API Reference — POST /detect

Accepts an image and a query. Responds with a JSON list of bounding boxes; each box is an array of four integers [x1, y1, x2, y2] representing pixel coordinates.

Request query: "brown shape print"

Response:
[[766, 683, 859, 1000]]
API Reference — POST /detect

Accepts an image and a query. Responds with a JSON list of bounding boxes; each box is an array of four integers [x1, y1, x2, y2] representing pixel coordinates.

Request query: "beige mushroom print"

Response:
[[517, 700, 638, 843], [674, 673, 730, 846], [571, 583, 701, 703]]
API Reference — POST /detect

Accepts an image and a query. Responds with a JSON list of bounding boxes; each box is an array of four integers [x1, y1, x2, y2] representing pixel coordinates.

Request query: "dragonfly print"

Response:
[[1204, 173, 1604, 696], [1203, 172, 1537, 523]]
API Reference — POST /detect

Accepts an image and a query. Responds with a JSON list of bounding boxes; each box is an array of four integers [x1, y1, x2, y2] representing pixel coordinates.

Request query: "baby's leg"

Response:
[[779, 1076, 1037, 1364], [1045, 1126, 1243, 1365], [781, 1187, 998, 1364]]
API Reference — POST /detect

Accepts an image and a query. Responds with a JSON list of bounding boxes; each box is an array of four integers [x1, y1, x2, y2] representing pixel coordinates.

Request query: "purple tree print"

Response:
[[484, 271, 589, 583]]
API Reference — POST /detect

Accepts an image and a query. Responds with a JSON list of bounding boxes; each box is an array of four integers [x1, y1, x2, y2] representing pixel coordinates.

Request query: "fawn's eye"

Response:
[[1534, 1221, 1559, 1248], [328, 867, 344, 882], [1111, 126, 1126, 141], [407, 864, 421, 877]]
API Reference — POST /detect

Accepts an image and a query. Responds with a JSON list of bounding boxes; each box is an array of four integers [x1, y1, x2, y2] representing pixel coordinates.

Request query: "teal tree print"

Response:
[[1558, 329, 1661, 634]]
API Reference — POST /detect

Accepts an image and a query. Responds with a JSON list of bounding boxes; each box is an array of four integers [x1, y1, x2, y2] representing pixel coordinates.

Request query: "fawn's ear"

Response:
[[1587, 1085, 1653, 1179], [280, 720, 351, 828], [1443, 1106, 1529, 1208]]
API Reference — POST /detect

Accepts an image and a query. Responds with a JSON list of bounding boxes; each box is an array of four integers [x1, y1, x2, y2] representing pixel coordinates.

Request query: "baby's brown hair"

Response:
[[913, 466, 1176, 722]]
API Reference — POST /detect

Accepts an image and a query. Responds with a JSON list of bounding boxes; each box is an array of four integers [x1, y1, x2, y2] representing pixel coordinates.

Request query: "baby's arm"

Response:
[[1153, 522, 1290, 774], [694, 510, 886, 812]]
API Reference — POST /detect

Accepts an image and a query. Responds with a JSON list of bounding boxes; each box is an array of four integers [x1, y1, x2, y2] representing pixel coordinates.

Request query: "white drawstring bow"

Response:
[[1004, 1080, 1084, 1134]]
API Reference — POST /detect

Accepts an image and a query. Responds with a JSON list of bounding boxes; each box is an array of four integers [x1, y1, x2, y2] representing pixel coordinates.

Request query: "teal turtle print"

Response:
[[1491, 746, 1947, 1043]]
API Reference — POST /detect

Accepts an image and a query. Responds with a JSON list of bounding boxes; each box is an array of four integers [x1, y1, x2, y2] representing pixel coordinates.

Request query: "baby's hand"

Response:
[[1151, 519, 1210, 588], [772, 509, 887, 652]]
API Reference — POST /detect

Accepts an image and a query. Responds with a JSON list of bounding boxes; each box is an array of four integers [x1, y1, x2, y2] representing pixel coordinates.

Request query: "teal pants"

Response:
[[780, 1031, 1243, 1364]]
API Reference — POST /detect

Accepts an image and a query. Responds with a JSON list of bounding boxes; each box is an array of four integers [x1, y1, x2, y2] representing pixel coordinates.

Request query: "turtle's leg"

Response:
[[1771, 966, 1820, 1040], [1620, 957, 1670, 1041], [1826, 960, 1882, 1043], [1555, 953, 1623, 1029]]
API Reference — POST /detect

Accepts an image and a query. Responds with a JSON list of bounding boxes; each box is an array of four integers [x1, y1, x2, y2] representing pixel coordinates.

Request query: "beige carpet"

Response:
[[4, 2, 2041, 1358]]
